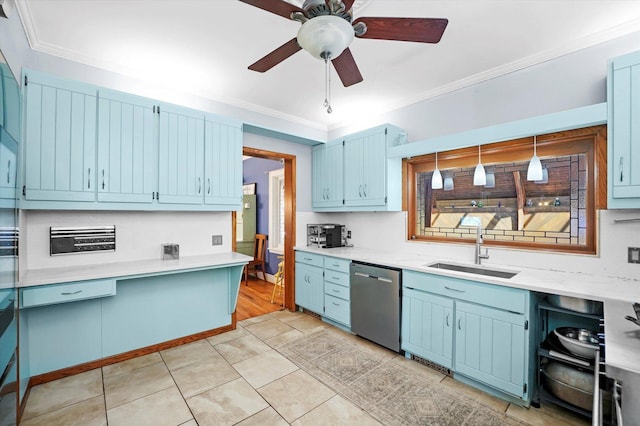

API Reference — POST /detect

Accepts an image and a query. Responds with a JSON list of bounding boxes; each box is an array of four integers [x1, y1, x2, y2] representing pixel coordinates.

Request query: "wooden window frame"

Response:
[[403, 125, 607, 255]]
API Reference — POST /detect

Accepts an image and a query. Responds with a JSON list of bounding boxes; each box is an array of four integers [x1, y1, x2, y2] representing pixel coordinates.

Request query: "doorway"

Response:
[[233, 147, 296, 320]]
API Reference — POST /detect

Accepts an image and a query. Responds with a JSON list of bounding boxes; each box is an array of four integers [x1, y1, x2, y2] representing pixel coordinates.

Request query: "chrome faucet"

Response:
[[475, 225, 489, 265]]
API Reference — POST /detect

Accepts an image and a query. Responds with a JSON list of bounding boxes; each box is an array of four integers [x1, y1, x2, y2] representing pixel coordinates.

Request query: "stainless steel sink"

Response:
[[426, 262, 519, 279]]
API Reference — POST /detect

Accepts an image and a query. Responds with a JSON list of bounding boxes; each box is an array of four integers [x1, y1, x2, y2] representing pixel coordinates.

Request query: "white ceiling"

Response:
[[15, 0, 640, 131]]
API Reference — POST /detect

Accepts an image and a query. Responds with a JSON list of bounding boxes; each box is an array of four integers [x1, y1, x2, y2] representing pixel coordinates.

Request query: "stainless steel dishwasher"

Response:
[[350, 261, 401, 352]]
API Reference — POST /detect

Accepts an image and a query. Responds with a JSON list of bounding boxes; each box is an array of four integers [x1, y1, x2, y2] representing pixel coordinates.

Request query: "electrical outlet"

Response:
[[629, 247, 640, 264], [347, 230, 352, 239], [212, 235, 223, 246]]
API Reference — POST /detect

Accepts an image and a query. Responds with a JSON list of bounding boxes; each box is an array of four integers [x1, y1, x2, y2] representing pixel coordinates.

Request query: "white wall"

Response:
[[18, 210, 231, 273], [329, 30, 640, 142], [303, 209, 640, 281]]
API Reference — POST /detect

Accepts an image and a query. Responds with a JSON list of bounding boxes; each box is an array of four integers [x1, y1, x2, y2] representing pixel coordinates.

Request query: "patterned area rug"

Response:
[[278, 329, 525, 426]]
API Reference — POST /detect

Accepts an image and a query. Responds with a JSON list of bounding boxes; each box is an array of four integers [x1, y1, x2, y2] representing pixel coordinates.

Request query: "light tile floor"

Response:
[[20, 310, 590, 426]]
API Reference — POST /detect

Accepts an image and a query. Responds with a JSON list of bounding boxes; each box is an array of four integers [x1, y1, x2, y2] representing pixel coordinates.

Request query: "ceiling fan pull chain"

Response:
[[323, 55, 332, 113]]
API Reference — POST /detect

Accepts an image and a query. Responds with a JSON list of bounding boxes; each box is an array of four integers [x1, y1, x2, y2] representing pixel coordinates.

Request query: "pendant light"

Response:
[[432, 152, 443, 189], [444, 176, 454, 191], [473, 145, 486, 186], [527, 136, 543, 181]]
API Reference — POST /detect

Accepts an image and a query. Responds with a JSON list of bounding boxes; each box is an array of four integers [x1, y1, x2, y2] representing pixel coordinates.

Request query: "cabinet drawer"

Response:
[[324, 294, 350, 326], [21, 279, 116, 308], [324, 256, 350, 274], [295, 251, 324, 268], [324, 270, 350, 287], [325, 282, 350, 300], [403, 270, 526, 314]]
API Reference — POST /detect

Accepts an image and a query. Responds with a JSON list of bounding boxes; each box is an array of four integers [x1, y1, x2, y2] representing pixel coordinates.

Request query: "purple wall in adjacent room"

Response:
[[243, 157, 283, 275]]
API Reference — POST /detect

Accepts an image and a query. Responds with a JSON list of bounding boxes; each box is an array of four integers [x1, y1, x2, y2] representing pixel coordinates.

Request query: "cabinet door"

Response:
[[97, 90, 156, 203], [24, 71, 97, 201], [158, 104, 204, 204], [295, 262, 324, 314], [204, 115, 242, 207], [0, 133, 17, 202], [401, 288, 453, 369], [455, 301, 527, 398], [344, 128, 386, 207], [312, 142, 343, 209], [610, 62, 640, 202]]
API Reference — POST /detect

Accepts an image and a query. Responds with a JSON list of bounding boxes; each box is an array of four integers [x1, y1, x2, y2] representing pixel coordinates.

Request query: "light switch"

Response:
[[629, 247, 640, 264]]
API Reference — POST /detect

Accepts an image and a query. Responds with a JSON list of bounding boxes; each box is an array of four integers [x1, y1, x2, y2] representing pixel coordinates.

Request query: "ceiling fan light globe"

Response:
[[297, 15, 355, 60]]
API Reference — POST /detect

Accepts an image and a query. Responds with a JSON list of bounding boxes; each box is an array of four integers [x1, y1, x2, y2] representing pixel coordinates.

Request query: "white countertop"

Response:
[[296, 245, 640, 303], [297, 245, 640, 375], [604, 300, 640, 376], [18, 252, 252, 288]]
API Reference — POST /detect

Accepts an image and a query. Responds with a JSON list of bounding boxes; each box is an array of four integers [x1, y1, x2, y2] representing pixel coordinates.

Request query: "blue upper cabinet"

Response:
[[312, 141, 344, 209], [23, 70, 97, 202], [1, 63, 21, 143], [203, 113, 242, 208], [0, 128, 18, 204], [97, 89, 157, 203], [608, 50, 640, 208], [20, 70, 243, 211], [158, 104, 205, 205], [312, 124, 403, 212]]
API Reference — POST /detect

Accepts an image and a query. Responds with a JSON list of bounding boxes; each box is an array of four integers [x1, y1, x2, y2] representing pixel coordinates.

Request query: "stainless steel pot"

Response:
[[546, 294, 603, 315], [542, 360, 593, 410], [554, 327, 599, 359]]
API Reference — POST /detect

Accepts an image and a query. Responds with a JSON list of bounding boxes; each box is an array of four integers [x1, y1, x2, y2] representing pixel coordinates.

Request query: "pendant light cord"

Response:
[[323, 53, 332, 114]]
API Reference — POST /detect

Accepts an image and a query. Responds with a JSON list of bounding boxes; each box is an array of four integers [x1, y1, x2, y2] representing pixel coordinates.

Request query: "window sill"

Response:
[[268, 247, 284, 256]]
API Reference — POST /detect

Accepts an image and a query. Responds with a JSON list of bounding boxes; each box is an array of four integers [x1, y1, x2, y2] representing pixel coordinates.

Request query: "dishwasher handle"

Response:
[[354, 272, 392, 283]]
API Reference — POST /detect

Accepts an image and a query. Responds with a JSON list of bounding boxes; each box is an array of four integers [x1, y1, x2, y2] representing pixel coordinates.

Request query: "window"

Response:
[[268, 168, 285, 254], [405, 126, 607, 254]]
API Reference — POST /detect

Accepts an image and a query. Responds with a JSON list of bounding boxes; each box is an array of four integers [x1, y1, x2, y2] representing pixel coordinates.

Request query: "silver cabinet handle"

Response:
[[445, 286, 466, 293], [101, 169, 105, 190], [61, 290, 82, 295], [620, 156, 624, 182], [332, 276, 340, 280], [446, 314, 450, 327], [7, 160, 11, 183], [332, 302, 340, 306], [207, 178, 211, 194], [358, 184, 363, 197], [304, 257, 313, 261], [458, 319, 462, 330], [87, 168, 91, 189], [363, 184, 367, 197], [198, 177, 202, 194], [332, 289, 340, 293]]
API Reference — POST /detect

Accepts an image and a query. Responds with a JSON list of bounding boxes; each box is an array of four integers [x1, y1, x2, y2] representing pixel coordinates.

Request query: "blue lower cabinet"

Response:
[[25, 298, 102, 376], [294, 262, 324, 315], [101, 269, 230, 357], [401, 288, 453, 369], [455, 301, 526, 398], [401, 269, 532, 403], [20, 266, 241, 377]]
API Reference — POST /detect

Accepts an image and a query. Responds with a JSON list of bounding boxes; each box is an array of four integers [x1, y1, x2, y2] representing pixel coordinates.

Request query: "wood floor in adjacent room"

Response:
[[236, 276, 284, 321]]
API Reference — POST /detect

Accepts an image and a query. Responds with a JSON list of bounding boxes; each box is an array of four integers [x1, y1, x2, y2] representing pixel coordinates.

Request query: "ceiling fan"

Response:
[[240, 0, 448, 111]]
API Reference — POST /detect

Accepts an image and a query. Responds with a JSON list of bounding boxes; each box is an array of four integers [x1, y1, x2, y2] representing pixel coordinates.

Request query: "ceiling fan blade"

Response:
[[353, 17, 448, 43], [249, 38, 302, 72], [238, 0, 305, 19], [331, 48, 363, 87]]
